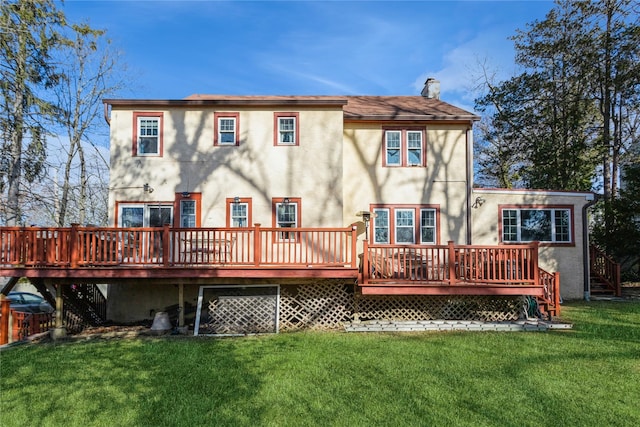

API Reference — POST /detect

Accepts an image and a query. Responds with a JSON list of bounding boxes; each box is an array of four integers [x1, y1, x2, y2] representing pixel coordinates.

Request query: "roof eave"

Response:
[[103, 98, 349, 107], [344, 114, 480, 122]]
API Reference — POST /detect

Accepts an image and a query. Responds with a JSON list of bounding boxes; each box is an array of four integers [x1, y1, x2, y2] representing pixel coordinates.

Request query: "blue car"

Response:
[[7, 292, 54, 314]]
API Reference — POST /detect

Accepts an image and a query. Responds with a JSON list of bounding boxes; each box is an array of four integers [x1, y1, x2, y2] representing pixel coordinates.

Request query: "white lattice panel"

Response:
[[201, 294, 277, 335], [279, 281, 354, 331], [355, 295, 525, 322]]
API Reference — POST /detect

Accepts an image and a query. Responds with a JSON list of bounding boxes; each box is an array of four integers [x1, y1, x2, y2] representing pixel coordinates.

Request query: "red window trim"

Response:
[[370, 204, 440, 244], [214, 112, 240, 146], [271, 197, 302, 241], [273, 112, 300, 146], [174, 193, 202, 227], [498, 204, 575, 247], [132, 111, 164, 157], [225, 197, 253, 227], [381, 127, 426, 167]]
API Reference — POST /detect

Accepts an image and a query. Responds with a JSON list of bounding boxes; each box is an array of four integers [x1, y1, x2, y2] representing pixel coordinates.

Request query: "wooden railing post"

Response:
[[448, 241, 457, 286], [554, 272, 561, 316], [163, 224, 170, 267], [531, 241, 539, 286], [17, 227, 26, 264], [253, 224, 262, 266], [0, 296, 9, 345], [69, 224, 79, 268], [54, 283, 65, 332], [362, 240, 370, 284], [350, 224, 358, 268]]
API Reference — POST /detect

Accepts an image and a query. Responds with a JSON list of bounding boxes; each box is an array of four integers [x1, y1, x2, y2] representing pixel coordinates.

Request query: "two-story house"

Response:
[[0, 80, 599, 336]]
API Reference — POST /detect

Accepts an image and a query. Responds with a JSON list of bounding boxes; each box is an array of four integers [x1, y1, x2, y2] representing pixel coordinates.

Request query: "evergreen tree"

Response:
[[0, 0, 65, 225], [474, 0, 639, 194]]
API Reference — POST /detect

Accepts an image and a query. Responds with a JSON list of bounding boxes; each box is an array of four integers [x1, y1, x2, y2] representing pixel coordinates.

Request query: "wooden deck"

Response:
[[0, 224, 359, 282], [360, 241, 560, 315], [0, 225, 559, 314]]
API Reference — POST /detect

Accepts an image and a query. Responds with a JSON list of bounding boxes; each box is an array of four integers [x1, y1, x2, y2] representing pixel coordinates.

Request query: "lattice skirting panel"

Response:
[[197, 283, 528, 334], [198, 286, 279, 335], [355, 294, 526, 322], [279, 281, 354, 331]]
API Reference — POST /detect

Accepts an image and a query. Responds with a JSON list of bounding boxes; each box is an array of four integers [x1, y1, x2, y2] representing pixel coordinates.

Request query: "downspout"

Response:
[[582, 194, 598, 301], [103, 101, 111, 126], [465, 125, 473, 245]]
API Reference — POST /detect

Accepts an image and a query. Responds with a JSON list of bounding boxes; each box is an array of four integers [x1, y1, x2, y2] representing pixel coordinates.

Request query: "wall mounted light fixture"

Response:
[[472, 196, 485, 208], [143, 183, 154, 193], [356, 211, 376, 240]]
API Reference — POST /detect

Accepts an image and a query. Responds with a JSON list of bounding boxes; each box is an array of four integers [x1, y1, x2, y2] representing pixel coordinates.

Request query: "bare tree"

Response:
[[53, 23, 125, 226]]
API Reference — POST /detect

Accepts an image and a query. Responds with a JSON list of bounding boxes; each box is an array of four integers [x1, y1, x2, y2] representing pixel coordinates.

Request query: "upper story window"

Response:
[[133, 112, 163, 157], [274, 112, 299, 146], [226, 197, 252, 227], [383, 128, 425, 167], [501, 206, 573, 244], [372, 205, 439, 244], [214, 112, 240, 146]]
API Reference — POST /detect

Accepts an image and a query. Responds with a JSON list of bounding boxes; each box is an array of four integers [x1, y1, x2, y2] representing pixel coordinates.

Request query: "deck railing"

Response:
[[363, 241, 540, 286], [539, 268, 561, 316], [362, 240, 560, 316], [0, 224, 358, 269]]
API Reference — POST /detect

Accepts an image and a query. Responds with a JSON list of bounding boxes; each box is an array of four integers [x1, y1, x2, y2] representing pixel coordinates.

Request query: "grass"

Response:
[[1, 301, 639, 427]]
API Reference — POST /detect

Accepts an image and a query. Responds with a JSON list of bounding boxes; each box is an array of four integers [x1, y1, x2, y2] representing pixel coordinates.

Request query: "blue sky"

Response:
[[63, 0, 554, 112]]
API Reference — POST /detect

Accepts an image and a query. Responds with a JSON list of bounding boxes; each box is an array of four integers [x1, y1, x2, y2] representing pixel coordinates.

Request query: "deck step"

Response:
[[591, 279, 616, 295]]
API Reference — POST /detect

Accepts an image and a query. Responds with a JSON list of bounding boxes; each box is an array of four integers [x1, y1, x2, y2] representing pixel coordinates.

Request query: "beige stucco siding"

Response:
[[108, 107, 344, 227], [471, 189, 594, 300], [342, 122, 470, 243]]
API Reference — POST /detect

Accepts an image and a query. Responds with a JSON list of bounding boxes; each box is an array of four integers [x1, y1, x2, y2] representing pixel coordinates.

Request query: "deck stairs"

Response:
[[589, 245, 622, 297], [31, 280, 107, 330]]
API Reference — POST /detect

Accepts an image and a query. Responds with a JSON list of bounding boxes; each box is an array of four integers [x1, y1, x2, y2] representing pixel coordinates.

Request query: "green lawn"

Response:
[[1, 301, 639, 427]]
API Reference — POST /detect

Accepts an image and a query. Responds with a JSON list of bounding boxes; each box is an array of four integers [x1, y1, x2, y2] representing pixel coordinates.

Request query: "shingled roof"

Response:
[[343, 96, 479, 121], [105, 94, 479, 122]]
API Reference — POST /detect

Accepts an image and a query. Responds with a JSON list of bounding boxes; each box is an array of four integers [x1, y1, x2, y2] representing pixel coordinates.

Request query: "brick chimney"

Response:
[[421, 78, 440, 99]]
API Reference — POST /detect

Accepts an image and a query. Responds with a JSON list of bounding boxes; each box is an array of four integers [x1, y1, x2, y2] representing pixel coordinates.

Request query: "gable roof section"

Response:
[[343, 96, 479, 122]]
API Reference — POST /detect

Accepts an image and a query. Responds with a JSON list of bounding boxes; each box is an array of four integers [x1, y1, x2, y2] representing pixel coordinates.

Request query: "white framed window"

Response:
[[501, 208, 572, 243], [180, 200, 196, 227], [214, 113, 239, 146], [407, 131, 423, 166], [136, 117, 160, 155], [420, 209, 436, 244], [118, 203, 173, 227], [218, 118, 236, 145], [373, 208, 390, 244], [385, 131, 402, 166], [230, 203, 248, 227], [371, 205, 439, 245], [395, 209, 415, 244], [275, 200, 298, 240], [383, 128, 425, 167], [278, 118, 296, 144], [274, 113, 299, 146]]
